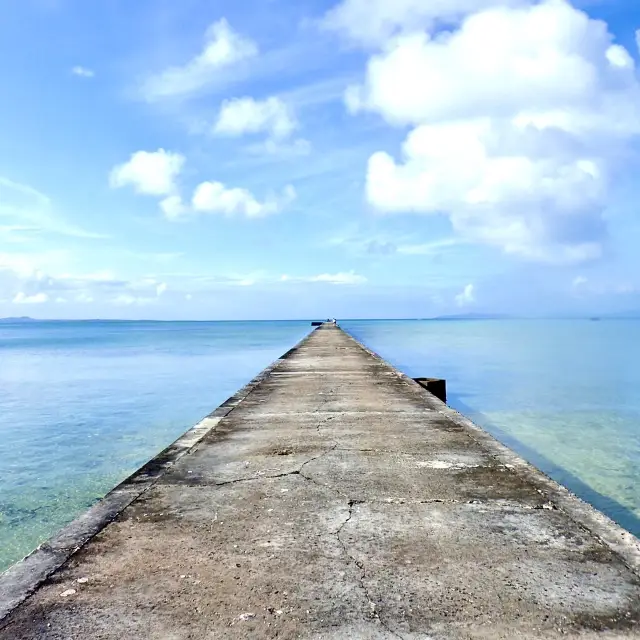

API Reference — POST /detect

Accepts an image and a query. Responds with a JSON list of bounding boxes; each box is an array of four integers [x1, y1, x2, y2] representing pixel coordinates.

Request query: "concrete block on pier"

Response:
[[414, 377, 447, 403]]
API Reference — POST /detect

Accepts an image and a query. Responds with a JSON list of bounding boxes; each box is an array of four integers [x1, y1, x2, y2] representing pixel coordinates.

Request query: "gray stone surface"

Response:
[[1, 324, 640, 639]]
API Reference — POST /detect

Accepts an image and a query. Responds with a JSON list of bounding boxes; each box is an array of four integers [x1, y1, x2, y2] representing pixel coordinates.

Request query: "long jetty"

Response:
[[2, 323, 640, 638]]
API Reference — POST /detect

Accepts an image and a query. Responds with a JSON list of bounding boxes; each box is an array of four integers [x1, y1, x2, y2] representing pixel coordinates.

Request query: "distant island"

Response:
[[433, 312, 640, 321], [0, 316, 37, 323]]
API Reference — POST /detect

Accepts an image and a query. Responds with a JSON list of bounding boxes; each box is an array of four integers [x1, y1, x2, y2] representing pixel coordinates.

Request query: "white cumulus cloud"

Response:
[[159, 195, 188, 220], [455, 283, 475, 307], [343, 0, 640, 264], [322, 0, 521, 47], [214, 96, 297, 140], [192, 182, 296, 218], [110, 149, 185, 197], [142, 19, 258, 101]]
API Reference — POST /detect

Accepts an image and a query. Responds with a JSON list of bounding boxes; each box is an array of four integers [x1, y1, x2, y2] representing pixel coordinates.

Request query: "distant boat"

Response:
[[590, 317, 601, 321]]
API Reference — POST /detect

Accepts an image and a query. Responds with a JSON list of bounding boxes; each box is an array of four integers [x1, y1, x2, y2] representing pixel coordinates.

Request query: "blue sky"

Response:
[[1, 0, 640, 319]]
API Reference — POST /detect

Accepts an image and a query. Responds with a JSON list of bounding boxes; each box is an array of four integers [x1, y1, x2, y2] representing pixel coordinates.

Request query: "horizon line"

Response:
[[1, 315, 638, 323]]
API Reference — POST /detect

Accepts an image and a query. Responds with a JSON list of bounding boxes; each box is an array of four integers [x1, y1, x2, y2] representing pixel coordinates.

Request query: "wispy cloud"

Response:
[[329, 232, 466, 257], [281, 271, 367, 285], [0, 250, 72, 278], [570, 276, 639, 297], [396, 238, 468, 255], [244, 137, 312, 159], [13, 292, 49, 304], [0, 257, 177, 308], [278, 74, 360, 111], [140, 19, 258, 101], [0, 177, 107, 240], [71, 66, 95, 78]]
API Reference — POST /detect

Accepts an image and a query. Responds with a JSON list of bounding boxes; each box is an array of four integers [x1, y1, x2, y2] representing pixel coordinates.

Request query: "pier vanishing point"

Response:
[[1, 323, 640, 638]]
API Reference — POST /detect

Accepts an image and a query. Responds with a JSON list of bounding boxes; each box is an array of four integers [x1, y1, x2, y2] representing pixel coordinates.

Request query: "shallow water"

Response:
[[0, 318, 639, 572], [342, 319, 640, 538], [0, 320, 309, 571]]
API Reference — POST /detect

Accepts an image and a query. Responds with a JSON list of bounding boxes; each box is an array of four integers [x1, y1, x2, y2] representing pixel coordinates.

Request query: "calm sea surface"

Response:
[[1, 319, 639, 571]]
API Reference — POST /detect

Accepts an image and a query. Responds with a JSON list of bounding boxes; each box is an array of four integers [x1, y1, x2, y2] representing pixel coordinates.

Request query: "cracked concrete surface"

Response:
[[1, 324, 640, 639]]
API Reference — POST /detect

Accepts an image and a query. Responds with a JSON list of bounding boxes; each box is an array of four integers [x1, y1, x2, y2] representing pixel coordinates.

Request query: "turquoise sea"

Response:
[[1, 319, 639, 571]]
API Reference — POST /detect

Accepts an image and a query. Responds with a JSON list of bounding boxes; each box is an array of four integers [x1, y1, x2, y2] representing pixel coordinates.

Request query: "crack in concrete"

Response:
[[297, 408, 343, 493], [207, 402, 461, 638], [215, 412, 341, 489], [212, 447, 337, 488], [236, 398, 409, 639], [316, 414, 338, 432], [214, 469, 303, 487], [298, 442, 339, 477], [335, 500, 407, 640], [334, 447, 485, 457]]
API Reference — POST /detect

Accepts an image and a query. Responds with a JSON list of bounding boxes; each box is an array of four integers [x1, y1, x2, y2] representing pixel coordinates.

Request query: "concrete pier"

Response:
[[2, 324, 640, 639]]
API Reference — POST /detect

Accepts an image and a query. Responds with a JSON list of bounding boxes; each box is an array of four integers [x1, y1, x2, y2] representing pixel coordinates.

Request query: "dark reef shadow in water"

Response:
[[448, 391, 640, 539]]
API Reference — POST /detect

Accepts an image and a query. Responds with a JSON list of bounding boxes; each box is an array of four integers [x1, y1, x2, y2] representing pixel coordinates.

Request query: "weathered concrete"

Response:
[[2, 324, 640, 639]]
